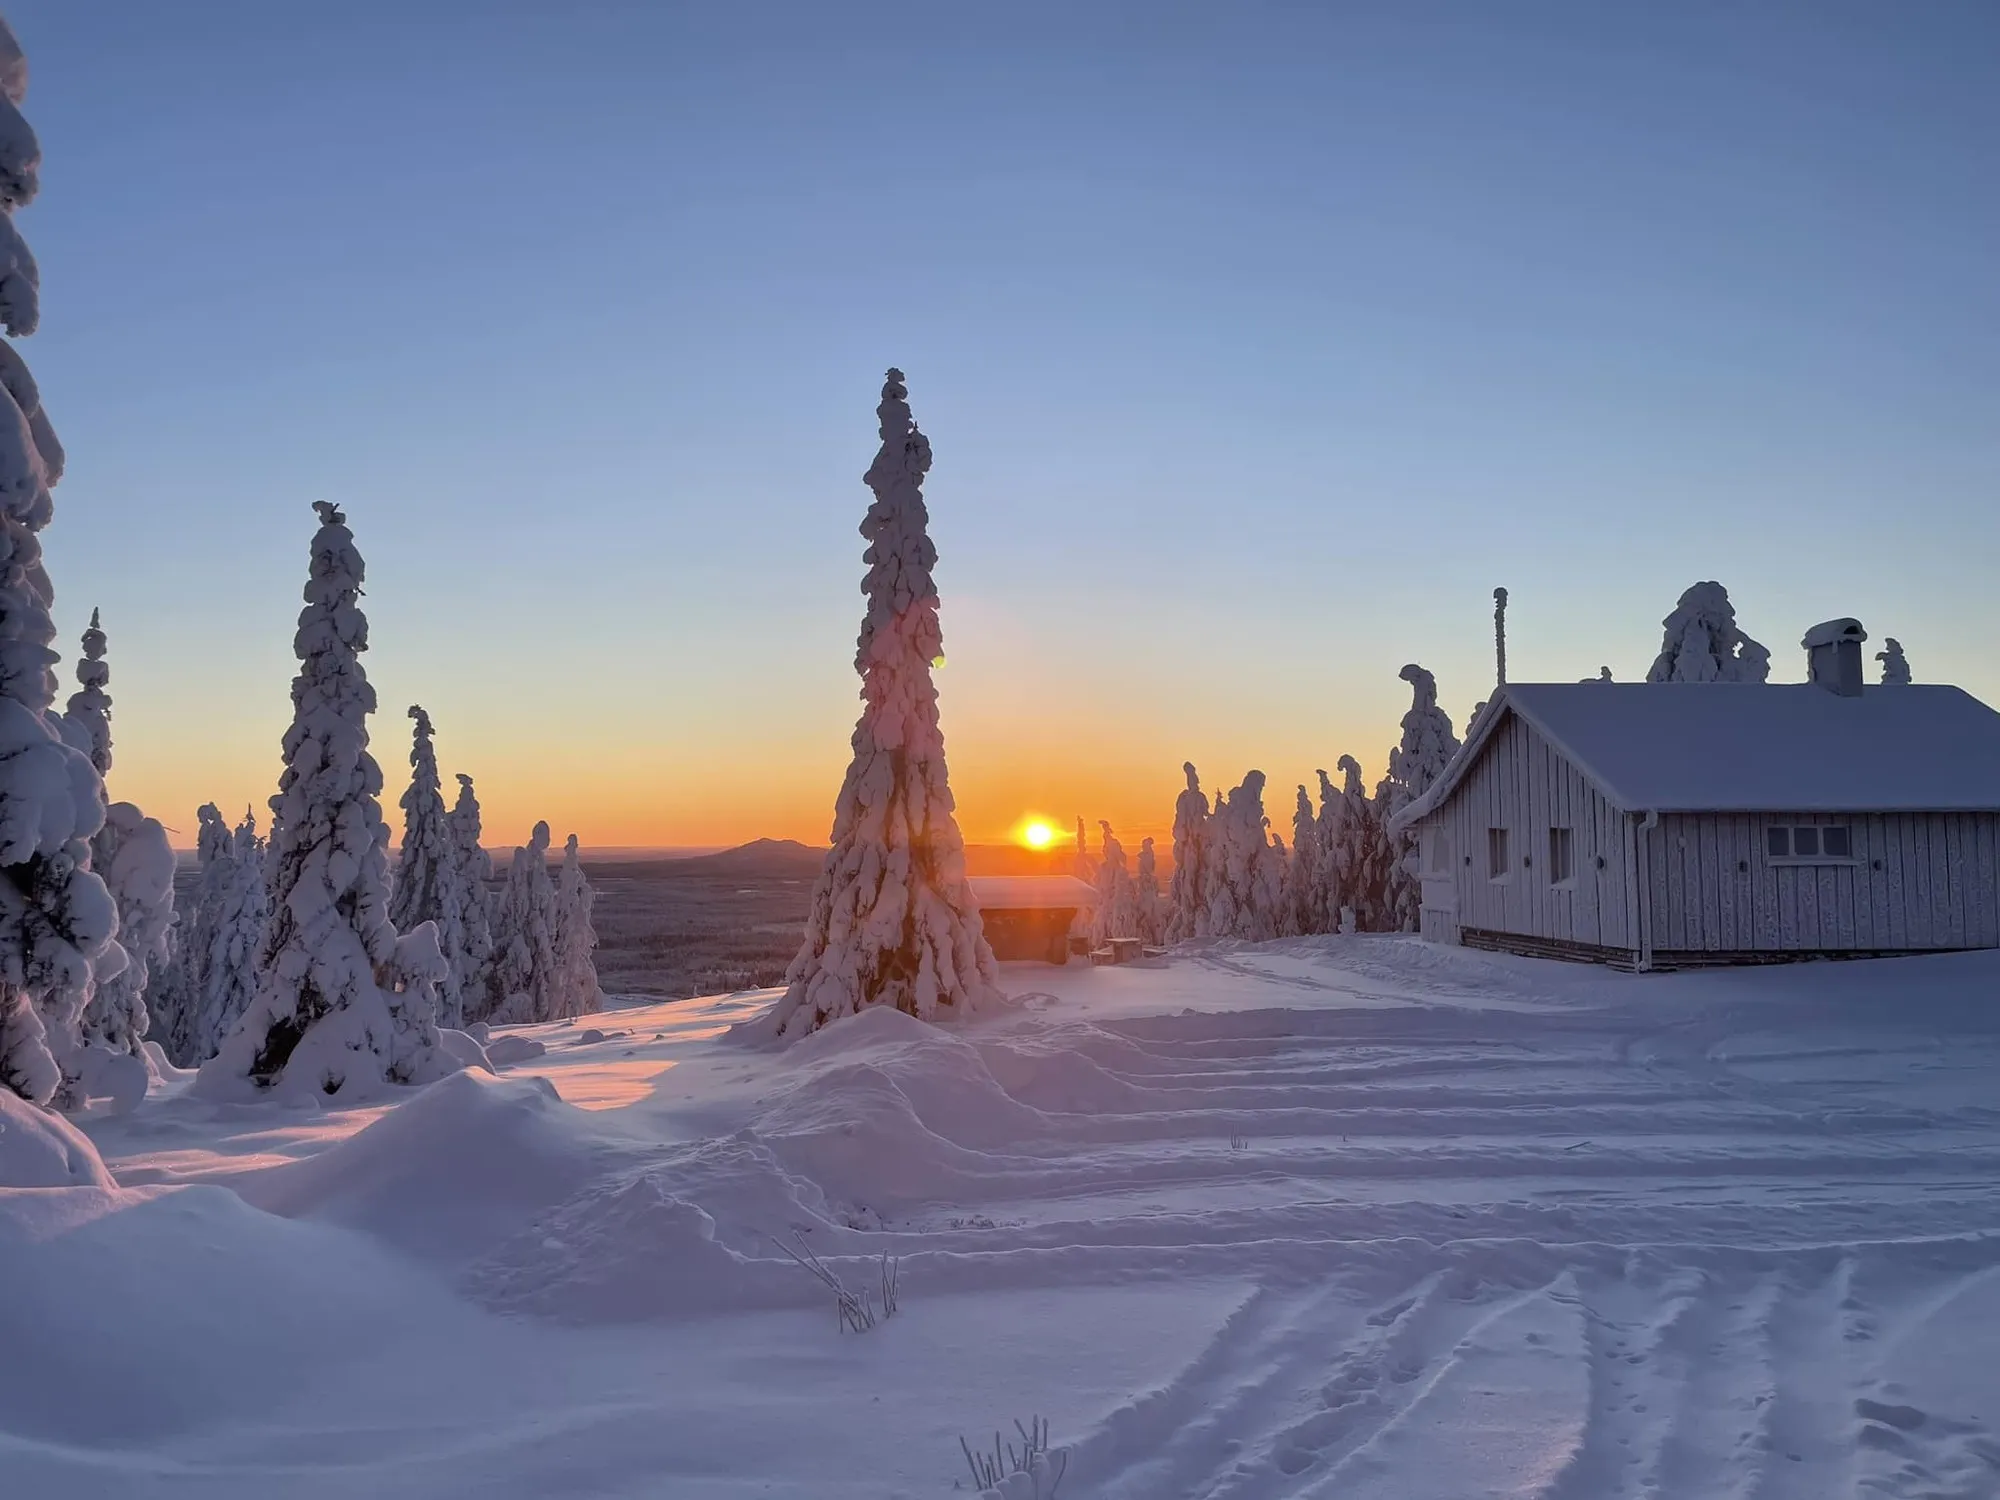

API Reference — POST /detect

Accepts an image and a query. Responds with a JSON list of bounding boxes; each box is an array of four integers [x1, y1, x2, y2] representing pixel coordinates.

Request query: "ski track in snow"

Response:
[[20, 936, 2000, 1498]]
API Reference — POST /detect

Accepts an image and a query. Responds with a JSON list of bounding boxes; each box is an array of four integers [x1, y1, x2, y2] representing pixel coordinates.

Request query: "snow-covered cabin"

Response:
[[969, 875, 1098, 964], [1390, 623, 2000, 969]]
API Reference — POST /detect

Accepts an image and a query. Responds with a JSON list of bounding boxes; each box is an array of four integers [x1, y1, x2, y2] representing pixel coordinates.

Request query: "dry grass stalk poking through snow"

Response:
[[958, 1416, 1065, 1498], [770, 1232, 898, 1334]]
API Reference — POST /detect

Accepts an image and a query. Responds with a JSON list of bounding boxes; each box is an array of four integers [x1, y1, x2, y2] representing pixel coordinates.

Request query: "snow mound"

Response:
[[464, 1169, 803, 1322], [485, 1033, 547, 1066], [0, 1089, 114, 1186], [234, 1070, 629, 1267]]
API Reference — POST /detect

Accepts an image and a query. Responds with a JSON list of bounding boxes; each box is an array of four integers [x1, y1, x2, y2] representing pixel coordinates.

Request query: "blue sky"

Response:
[[9, 1, 1997, 847]]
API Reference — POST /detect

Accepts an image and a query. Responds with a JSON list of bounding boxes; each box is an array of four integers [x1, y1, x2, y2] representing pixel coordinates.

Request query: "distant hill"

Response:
[[586, 838, 825, 882]]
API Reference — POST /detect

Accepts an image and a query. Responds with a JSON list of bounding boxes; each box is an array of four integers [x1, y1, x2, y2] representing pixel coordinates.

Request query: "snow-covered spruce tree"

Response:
[[0, 28, 118, 1108], [197, 504, 447, 1099], [148, 803, 229, 1063], [1073, 815, 1093, 880], [770, 369, 998, 1038], [1091, 821, 1141, 943], [554, 833, 601, 1019], [1164, 762, 1211, 943], [389, 706, 473, 1028], [1287, 783, 1323, 936], [1645, 582, 1770, 684], [1202, 771, 1285, 941], [1377, 665, 1459, 932], [178, 809, 268, 1065], [1319, 756, 1384, 933], [61, 606, 109, 774], [447, 773, 497, 1022], [1135, 836, 1164, 944], [489, 820, 559, 1023], [1877, 638, 1911, 686]]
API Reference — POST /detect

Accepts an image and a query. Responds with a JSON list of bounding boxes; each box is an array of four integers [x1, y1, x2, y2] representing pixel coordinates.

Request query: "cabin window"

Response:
[[1424, 828, 1452, 875], [1548, 827, 1574, 885], [1767, 823, 1855, 864], [1487, 827, 1510, 881]]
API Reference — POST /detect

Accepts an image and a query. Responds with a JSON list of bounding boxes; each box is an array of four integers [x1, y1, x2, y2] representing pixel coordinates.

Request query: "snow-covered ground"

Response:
[[8, 938, 2000, 1498]]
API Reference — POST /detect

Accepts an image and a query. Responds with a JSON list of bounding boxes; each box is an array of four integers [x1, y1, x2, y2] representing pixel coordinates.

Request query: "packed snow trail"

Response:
[[9, 937, 1999, 1498]]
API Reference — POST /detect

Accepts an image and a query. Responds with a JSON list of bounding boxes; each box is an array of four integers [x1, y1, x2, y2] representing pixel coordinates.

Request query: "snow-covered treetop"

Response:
[[1646, 582, 1770, 684], [853, 368, 942, 696], [64, 606, 110, 776], [1877, 637, 1911, 686], [1387, 664, 1460, 806]]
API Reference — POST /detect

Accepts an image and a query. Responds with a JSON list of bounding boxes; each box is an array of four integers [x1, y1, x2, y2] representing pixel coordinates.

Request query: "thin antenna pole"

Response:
[[1494, 587, 1509, 687]]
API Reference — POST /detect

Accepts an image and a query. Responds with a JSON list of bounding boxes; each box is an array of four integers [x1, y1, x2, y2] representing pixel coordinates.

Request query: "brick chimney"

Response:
[[1802, 618, 1866, 697]]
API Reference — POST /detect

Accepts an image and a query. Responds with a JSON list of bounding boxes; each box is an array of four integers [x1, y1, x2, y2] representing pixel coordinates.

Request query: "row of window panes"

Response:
[[1480, 827, 1575, 884], [1767, 825, 1851, 859]]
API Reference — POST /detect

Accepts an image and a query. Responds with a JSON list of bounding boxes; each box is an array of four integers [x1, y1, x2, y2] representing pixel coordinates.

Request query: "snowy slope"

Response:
[[7, 939, 2000, 1498]]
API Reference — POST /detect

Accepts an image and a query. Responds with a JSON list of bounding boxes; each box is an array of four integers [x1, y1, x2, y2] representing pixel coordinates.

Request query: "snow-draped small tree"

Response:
[[389, 706, 472, 1028], [1646, 582, 1770, 684], [1377, 665, 1460, 932], [0, 29, 118, 1107], [1877, 638, 1911, 686], [1286, 783, 1323, 936], [447, 773, 497, 1021], [1090, 821, 1141, 943], [770, 370, 997, 1038], [1164, 762, 1211, 943], [1582, 666, 1613, 683], [198, 504, 446, 1099], [178, 809, 268, 1065], [1320, 756, 1385, 933], [1201, 771, 1285, 941], [1135, 837, 1164, 944], [490, 821, 559, 1023], [1072, 816, 1093, 880], [554, 833, 601, 1020], [61, 606, 109, 775], [149, 803, 231, 1063]]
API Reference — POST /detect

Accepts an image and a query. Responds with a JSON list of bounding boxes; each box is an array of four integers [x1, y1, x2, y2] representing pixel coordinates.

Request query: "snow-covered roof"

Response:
[[1394, 682, 2000, 827], [969, 875, 1099, 910]]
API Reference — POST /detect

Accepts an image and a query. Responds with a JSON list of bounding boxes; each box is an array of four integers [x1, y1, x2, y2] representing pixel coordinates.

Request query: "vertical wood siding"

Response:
[[1417, 713, 1635, 951], [1644, 811, 1999, 952]]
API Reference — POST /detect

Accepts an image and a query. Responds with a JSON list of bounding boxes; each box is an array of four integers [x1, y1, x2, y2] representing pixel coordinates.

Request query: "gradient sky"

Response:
[[8, 2, 1997, 852]]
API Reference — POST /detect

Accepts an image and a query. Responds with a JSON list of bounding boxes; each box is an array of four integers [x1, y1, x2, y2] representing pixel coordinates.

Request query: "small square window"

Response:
[[1822, 826, 1851, 858], [1424, 828, 1452, 875], [1548, 827, 1574, 884], [1487, 827, 1510, 881], [1792, 827, 1820, 857], [1766, 827, 1790, 858]]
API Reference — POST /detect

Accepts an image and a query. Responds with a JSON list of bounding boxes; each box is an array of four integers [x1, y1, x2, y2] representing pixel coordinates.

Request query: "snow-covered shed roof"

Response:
[[1394, 682, 2000, 827], [969, 875, 1099, 911]]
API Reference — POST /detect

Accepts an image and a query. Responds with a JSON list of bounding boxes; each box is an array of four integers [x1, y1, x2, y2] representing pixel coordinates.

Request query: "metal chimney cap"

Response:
[[1801, 618, 1867, 650]]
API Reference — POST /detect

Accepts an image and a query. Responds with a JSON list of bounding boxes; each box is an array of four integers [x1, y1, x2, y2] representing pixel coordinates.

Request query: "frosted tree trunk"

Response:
[[770, 370, 997, 1039], [197, 504, 446, 1100], [554, 833, 602, 1019], [0, 28, 117, 1107], [448, 773, 497, 1022], [389, 706, 470, 1027], [1165, 762, 1210, 943]]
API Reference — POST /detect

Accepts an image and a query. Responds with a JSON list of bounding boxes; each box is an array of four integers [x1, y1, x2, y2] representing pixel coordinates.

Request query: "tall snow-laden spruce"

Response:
[[149, 803, 232, 1063], [197, 504, 448, 1100], [1646, 582, 1770, 684], [490, 820, 559, 1023], [1378, 665, 1459, 931], [1202, 771, 1285, 941], [57, 611, 176, 1103], [1165, 763, 1210, 943], [1073, 816, 1093, 880], [172, 807, 268, 1066], [554, 833, 601, 1019], [447, 773, 496, 1021], [1877, 638, 1911, 686], [1135, 837, 1164, 944], [770, 370, 997, 1039], [1090, 821, 1140, 944], [0, 24, 118, 1109], [389, 706, 472, 1028], [1287, 783, 1322, 935]]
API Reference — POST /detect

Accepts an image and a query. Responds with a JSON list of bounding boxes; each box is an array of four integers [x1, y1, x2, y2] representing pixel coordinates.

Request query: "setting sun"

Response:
[[1021, 819, 1054, 850]]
